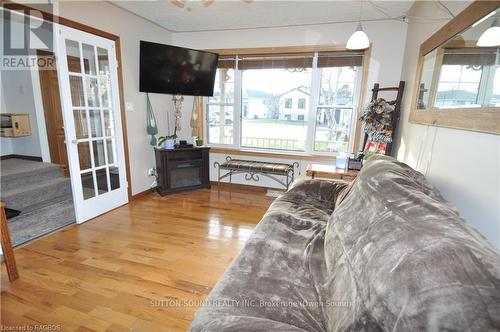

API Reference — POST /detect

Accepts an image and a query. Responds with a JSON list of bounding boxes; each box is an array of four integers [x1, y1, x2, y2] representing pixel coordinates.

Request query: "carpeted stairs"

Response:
[[0, 159, 76, 247]]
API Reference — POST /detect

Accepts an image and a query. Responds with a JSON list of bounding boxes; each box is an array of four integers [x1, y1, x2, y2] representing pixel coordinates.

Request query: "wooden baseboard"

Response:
[[131, 188, 154, 201], [210, 181, 285, 194], [1, 154, 43, 162]]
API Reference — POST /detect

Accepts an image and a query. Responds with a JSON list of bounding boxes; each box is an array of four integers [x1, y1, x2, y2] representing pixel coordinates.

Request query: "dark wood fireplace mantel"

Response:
[[154, 147, 210, 195]]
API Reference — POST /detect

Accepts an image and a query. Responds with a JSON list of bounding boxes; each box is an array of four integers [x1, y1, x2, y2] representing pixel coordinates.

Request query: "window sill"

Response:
[[209, 147, 336, 161]]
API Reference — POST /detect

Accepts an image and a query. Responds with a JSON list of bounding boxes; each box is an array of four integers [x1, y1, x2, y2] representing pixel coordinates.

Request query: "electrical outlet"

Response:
[[148, 167, 156, 177]]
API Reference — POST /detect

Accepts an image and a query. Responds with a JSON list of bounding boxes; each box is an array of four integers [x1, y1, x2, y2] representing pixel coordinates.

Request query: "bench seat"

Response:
[[220, 159, 294, 175], [214, 157, 299, 190]]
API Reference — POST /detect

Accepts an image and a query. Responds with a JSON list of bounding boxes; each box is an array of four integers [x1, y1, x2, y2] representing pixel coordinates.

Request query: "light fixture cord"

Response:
[[359, 0, 363, 22]]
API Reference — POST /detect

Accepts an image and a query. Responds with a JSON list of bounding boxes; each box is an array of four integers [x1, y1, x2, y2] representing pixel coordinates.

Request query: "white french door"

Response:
[[55, 25, 128, 223]]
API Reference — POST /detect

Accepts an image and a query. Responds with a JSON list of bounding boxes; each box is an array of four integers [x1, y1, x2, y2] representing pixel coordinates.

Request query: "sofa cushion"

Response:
[[323, 155, 500, 331], [189, 179, 347, 332]]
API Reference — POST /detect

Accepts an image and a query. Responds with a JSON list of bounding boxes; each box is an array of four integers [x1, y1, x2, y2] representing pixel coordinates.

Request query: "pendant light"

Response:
[[477, 17, 500, 47], [346, 0, 370, 50]]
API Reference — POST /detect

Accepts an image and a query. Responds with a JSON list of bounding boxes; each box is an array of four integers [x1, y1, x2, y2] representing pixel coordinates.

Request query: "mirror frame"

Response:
[[410, 1, 500, 135]]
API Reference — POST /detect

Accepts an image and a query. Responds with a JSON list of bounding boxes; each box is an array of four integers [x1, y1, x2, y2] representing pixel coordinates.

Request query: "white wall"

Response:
[[1, 69, 43, 158], [0, 13, 46, 158], [172, 19, 408, 187], [58, 1, 176, 195], [0, 88, 13, 155], [394, 1, 500, 249]]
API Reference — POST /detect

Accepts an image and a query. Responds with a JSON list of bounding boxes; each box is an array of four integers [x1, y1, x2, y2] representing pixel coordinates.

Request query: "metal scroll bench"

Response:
[[214, 157, 299, 191]]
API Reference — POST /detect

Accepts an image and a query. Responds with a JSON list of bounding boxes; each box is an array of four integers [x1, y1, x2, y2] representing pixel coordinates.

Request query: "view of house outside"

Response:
[[207, 65, 359, 153], [435, 64, 500, 107], [241, 68, 311, 151]]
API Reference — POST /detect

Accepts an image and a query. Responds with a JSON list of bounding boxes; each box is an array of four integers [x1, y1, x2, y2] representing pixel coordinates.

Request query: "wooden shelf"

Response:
[[0, 113, 31, 137]]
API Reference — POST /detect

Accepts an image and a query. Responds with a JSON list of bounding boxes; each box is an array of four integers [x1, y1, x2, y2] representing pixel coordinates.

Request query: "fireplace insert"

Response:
[[154, 147, 210, 195]]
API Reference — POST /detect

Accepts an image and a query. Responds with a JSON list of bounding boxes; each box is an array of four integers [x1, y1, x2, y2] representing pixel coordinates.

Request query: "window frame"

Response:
[[313, 65, 363, 154], [205, 68, 236, 146], [204, 46, 370, 156]]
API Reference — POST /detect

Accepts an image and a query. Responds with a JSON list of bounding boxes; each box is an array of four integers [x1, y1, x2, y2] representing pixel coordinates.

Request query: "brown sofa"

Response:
[[190, 155, 500, 331]]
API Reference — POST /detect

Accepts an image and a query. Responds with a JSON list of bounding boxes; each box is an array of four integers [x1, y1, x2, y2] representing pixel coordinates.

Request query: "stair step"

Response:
[[1, 177, 72, 211], [1, 161, 63, 192], [18, 194, 73, 214], [9, 198, 76, 247]]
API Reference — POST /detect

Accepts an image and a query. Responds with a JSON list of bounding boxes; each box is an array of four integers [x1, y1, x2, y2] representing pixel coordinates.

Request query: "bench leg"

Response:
[[217, 167, 221, 195]]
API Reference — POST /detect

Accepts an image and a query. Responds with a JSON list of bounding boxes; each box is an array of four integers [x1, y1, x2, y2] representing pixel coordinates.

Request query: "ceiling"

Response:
[[111, 0, 416, 33]]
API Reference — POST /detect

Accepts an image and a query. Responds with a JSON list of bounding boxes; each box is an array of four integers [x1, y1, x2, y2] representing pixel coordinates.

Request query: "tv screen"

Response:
[[139, 41, 219, 96]]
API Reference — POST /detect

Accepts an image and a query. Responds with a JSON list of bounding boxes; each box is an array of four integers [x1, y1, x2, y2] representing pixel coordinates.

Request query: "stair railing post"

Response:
[[0, 202, 19, 282]]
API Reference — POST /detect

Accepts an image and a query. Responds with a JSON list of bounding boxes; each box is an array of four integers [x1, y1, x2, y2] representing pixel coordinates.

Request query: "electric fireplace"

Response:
[[154, 147, 210, 195]]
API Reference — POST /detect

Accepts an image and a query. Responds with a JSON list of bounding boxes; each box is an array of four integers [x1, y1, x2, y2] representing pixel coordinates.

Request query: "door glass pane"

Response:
[[69, 76, 84, 107], [73, 109, 88, 139], [78, 141, 92, 170], [89, 109, 103, 137], [96, 168, 109, 194], [93, 139, 106, 167], [65, 40, 81, 73], [99, 77, 111, 107], [82, 44, 97, 75], [97, 47, 110, 76], [86, 77, 100, 107], [109, 166, 120, 190], [81, 172, 96, 200], [103, 109, 114, 136], [106, 139, 116, 164]]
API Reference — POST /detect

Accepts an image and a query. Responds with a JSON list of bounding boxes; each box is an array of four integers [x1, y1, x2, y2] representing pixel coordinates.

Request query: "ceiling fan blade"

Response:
[[242, 0, 253, 3], [170, 0, 186, 8], [203, 0, 215, 7]]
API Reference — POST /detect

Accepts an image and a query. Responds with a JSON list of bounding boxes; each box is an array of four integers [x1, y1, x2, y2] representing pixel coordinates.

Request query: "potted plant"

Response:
[[157, 133, 177, 150], [157, 95, 183, 150]]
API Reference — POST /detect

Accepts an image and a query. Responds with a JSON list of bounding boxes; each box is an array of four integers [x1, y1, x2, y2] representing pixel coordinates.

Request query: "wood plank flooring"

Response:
[[1, 188, 275, 332]]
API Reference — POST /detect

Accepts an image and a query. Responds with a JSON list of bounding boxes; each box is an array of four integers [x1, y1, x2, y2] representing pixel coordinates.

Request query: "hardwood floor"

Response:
[[1, 188, 275, 332]]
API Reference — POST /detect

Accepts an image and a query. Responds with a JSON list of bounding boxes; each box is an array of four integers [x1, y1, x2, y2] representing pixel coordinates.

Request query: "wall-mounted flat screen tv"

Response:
[[139, 41, 219, 96]]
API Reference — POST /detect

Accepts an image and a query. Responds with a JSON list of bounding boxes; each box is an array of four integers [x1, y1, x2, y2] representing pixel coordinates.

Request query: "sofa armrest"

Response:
[[287, 178, 348, 206]]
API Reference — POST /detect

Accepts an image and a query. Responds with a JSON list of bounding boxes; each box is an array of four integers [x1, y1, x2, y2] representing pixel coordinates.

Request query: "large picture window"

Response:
[[206, 51, 365, 154], [241, 67, 311, 151]]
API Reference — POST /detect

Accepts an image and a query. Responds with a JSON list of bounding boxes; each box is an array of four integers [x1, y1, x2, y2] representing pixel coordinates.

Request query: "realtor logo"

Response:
[[1, 2, 54, 69]]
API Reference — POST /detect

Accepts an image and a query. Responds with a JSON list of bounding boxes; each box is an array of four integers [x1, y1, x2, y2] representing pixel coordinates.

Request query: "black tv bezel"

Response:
[[139, 40, 219, 96]]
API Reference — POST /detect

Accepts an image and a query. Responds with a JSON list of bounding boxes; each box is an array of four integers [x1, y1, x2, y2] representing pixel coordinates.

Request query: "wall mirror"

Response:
[[410, 1, 500, 134]]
